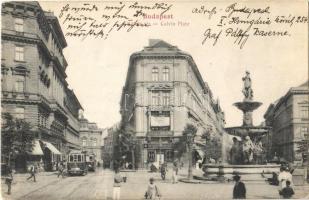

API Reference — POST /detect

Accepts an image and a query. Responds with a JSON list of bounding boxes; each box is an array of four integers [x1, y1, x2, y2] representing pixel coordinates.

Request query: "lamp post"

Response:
[[187, 132, 194, 180]]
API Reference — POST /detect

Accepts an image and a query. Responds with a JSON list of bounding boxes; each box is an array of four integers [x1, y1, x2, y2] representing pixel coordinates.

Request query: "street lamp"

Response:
[[186, 132, 194, 180]]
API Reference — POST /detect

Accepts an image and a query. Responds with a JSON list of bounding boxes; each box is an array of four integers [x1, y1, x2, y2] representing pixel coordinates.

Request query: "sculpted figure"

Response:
[[243, 136, 254, 164], [242, 71, 253, 101], [230, 137, 242, 164]]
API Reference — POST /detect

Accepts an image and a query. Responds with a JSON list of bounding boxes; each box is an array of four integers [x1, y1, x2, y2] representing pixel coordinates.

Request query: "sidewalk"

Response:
[[1, 171, 61, 200]]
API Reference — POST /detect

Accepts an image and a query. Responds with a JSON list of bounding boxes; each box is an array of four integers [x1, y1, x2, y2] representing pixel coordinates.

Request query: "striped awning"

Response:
[[43, 141, 62, 155], [28, 140, 44, 155]]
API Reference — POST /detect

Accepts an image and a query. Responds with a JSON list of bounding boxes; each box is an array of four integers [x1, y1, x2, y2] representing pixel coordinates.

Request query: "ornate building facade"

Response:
[[79, 117, 103, 165], [1, 2, 82, 171], [264, 81, 309, 163], [120, 39, 226, 167]]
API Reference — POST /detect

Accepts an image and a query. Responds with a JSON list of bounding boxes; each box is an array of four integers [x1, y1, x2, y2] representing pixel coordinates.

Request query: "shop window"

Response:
[[165, 150, 173, 162], [148, 151, 155, 162]]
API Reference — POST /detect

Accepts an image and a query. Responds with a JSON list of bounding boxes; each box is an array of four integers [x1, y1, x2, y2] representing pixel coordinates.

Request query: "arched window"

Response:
[[93, 139, 97, 147], [162, 67, 169, 81], [82, 137, 87, 146], [152, 67, 159, 81]]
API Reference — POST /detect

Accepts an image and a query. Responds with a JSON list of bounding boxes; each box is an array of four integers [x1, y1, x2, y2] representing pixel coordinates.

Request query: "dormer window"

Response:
[[152, 67, 159, 81]]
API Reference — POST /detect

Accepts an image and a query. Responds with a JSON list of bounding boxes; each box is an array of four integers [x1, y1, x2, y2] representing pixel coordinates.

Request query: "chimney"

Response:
[[149, 39, 161, 46]]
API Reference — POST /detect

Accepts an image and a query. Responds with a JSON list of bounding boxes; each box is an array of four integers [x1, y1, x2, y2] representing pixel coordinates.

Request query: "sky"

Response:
[[39, 0, 308, 129]]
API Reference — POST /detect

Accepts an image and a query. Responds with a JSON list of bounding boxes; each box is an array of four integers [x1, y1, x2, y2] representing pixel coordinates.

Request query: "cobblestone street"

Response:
[[2, 168, 309, 200]]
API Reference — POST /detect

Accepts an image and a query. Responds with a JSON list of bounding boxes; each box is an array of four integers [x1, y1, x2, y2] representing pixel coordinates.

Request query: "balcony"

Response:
[[147, 105, 172, 111], [147, 131, 174, 137], [147, 143, 173, 149]]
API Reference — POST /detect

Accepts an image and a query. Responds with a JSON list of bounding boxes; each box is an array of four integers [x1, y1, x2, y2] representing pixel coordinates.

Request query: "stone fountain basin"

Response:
[[203, 164, 280, 175], [234, 101, 262, 112]]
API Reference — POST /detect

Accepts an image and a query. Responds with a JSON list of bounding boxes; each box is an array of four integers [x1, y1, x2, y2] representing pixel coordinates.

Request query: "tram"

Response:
[[67, 151, 88, 176]]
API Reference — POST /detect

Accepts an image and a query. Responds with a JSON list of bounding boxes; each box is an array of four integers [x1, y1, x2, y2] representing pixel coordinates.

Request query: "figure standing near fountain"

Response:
[[242, 71, 253, 101], [243, 136, 254, 164], [230, 137, 243, 164]]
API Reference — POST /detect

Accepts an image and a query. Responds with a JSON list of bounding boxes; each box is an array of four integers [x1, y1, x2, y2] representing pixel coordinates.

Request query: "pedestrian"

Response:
[[5, 165, 13, 195], [233, 174, 246, 199], [57, 162, 64, 178], [144, 177, 161, 199], [278, 166, 293, 197], [113, 168, 123, 200], [27, 163, 36, 182], [279, 180, 294, 199], [172, 161, 178, 184]]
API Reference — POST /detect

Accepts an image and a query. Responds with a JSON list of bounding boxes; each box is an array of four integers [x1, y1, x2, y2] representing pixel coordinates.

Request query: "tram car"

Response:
[[67, 151, 88, 176], [85, 153, 96, 172]]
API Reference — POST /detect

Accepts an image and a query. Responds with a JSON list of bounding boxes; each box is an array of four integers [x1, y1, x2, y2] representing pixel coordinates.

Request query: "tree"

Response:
[[182, 124, 197, 180], [116, 122, 138, 169], [1, 113, 36, 169], [202, 130, 222, 162]]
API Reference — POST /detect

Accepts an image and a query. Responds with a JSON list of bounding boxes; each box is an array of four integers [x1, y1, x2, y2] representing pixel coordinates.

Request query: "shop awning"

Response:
[[28, 140, 44, 155], [43, 141, 62, 155], [195, 149, 205, 159]]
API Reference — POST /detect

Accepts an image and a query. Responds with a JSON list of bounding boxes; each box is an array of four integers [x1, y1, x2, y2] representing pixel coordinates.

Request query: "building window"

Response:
[[162, 91, 170, 105], [162, 67, 169, 81], [165, 150, 173, 162], [148, 151, 155, 162], [15, 46, 24, 61], [15, 18, 24, 32], [152, 91, 160, 105], [14, 78, 24, 92], [92, 139, 97, 146], [15, 107, 25, 119], [82, 137, 87, 146], [301, 108, 309, 119], [301, 127, 308, 139], [152, 67, 159, 81]]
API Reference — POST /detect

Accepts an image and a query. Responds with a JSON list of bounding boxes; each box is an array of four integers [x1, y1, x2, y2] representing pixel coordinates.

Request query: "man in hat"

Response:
[[233, 174, 246, 199]]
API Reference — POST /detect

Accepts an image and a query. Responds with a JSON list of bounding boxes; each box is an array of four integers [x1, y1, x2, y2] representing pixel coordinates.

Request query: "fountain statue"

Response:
[[201, 71, 279, 182]]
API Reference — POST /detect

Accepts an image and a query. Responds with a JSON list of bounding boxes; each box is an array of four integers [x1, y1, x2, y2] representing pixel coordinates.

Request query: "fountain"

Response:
[[202, 71, 280, 181]]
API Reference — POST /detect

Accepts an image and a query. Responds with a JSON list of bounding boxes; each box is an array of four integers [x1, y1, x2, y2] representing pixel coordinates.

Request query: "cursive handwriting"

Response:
[[225, 3, 270, 18]]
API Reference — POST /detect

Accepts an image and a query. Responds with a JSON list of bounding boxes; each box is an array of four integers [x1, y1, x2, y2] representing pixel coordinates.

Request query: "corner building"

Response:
[[264, 81, 309, 163], [1, 2, 82, 171], [120, 40, 226, 167]]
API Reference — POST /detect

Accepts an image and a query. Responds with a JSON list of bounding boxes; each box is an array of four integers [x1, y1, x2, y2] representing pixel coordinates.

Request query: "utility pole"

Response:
[[187, 132, 193, 180]]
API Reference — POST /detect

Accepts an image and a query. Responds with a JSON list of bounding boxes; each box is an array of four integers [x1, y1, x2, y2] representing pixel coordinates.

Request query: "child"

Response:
[[5, 166, 13, 195], [145, 177, 161, 200], [113, 168, 123, 200], [280, 180, 294, 199]]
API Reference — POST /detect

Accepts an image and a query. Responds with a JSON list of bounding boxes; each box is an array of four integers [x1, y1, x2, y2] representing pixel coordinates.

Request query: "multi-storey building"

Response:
[[102, 123, 119, 168], [120, 39, 226, 167], [1, 2, 82, 171], [79, 116, 103, 165], [264, 81, 309, 163]]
